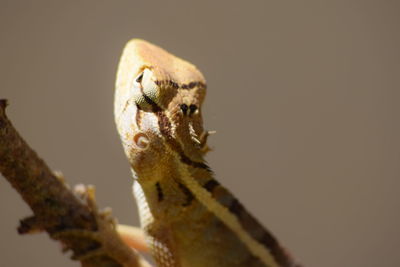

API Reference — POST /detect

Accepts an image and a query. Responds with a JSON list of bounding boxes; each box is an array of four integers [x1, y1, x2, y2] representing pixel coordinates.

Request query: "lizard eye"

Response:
[[132, 69, 160, 110], [135, 72, 144, 83]]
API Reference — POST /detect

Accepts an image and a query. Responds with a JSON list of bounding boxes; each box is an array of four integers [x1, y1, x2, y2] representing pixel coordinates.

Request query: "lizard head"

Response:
[[114, 39, 210, 179]]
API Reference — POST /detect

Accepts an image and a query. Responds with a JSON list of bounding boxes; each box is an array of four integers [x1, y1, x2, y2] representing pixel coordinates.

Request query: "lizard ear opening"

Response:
[[133, 132, 149, 150]]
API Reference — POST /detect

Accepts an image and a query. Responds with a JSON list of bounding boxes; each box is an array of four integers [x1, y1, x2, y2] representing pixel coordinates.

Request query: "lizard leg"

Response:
[[117, 224, 149, 252]]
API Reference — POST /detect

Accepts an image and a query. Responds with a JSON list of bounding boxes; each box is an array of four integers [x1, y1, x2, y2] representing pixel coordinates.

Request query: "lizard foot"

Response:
[[49, 184, 114, 260], [50, 184, 150, 266]]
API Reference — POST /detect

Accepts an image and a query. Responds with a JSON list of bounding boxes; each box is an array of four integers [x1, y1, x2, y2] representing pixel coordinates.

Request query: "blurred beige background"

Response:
[[1, 1, 399, 266]]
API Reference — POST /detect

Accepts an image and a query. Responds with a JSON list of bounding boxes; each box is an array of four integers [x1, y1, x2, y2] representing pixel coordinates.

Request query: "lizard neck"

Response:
[[132, 146, 213, 222]]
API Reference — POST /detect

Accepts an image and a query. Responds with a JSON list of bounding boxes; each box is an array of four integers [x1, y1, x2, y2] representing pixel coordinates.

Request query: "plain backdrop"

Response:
[[1, 1, 399, 266]]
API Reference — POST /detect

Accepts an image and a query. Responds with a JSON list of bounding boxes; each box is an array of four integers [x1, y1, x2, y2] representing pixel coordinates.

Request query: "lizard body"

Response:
[[114, 39, 300, 267]]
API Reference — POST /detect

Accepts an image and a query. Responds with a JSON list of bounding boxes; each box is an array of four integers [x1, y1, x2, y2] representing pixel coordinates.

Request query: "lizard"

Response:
[[114, 39, 301, 267]]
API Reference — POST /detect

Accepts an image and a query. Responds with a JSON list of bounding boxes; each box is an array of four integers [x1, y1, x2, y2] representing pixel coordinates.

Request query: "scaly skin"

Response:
[[114, 39, 300, 267]]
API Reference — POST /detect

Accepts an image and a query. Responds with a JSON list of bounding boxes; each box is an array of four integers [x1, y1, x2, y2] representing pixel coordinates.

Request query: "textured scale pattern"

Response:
[[115, 39, 301, 267], [134, 182, 177, 267]]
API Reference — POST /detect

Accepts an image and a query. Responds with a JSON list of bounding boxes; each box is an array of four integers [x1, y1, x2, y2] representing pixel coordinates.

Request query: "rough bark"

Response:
[[0, 99, 141, 267]]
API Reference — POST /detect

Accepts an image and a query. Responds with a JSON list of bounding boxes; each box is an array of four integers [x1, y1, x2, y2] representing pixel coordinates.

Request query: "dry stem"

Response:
[[0, 99, 142, 267]]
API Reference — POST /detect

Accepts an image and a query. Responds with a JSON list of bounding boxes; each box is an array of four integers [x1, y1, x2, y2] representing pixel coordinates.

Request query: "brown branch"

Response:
[[0, 99, 142, 267]]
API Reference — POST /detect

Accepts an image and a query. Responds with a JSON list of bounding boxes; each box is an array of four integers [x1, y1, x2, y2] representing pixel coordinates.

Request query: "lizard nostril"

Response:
[[189, 104, 197, 114], [180, 104, 189, 115]]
